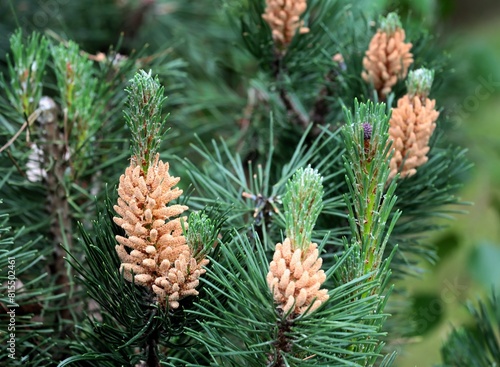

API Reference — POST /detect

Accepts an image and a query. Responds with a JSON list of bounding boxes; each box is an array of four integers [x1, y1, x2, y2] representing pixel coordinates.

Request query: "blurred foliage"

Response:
[[441, 291, 500, 367], [468, 242, 500, 292], [396, 14, 500, 367]]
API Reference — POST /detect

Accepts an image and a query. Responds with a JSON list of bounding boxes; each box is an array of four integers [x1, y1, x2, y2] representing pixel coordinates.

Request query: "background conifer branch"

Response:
[[0, 208, 58, 365], [440, 291, 500, 366]]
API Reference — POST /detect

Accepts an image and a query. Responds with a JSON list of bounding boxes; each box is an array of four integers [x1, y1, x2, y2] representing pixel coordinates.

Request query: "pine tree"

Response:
[[0, 1, 478, 366]]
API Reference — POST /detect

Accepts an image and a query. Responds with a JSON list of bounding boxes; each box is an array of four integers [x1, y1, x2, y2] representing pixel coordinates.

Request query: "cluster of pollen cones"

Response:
[[267, 238, 328, 315], [388, 94, 439, 179], [113, 154, 208, 309], [362, 26, 413, 98], [262, 0, 309, 47], [361, 15, 439, 180]]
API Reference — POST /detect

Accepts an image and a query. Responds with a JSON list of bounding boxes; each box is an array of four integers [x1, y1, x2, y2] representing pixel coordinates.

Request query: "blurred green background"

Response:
[[383, 1, 500, 365], [396, 14, 500, 367], [1, 0, 500, 366]]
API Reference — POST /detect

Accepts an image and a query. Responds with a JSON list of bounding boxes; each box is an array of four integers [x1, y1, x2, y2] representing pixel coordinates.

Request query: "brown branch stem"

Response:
[[146, 313, 161, 367], [268, 314, 294, 367], [40, 97, 74, 330], [278, 88, 310, 130], [307, 65, 342, 136], [0, 109, 41, 154], [272, 50, 310, 130]]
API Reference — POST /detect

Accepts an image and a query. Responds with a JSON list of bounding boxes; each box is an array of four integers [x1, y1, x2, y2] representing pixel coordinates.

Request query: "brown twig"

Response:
[[278, 88, 310, 129], [236, 87, 264, 154], [0, 109, 41, 154], [307, 66, 341, 136], [146, 335, 160, 367], [267, 313, 295, 367], [146, 310, 161, 367], [272, 50, 311, 130], [5, 149, 26, 178], [39, 97, 74, 330]]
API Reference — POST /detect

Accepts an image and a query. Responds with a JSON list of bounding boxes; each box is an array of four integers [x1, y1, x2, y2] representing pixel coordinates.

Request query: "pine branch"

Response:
[[37, 96, 74, 328], [124, 69, 169, 172], [0, 29, 158, 363], [181, 123, 346, 249], [341, 100, 400, 279], [0, 208, 57, 365], [308, 61, 344, 133], [145, 311, 160, 367], [278, 84, 310, 130], [187, 229, 394, 366]]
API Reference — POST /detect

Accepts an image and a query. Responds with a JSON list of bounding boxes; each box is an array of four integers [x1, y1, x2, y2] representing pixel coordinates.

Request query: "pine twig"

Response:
[[0, 109, 41, 154], [40, 97, 74, 328], [308, 60, 344, 134], [268, 315, 294, 367], [278, 88, 309, 129], [272, 50, 310, 129], [146, 309, 161, 367]]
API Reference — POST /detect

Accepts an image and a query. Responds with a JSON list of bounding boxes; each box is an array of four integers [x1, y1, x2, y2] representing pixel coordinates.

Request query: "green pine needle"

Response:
[[185, 208, 226, 261], [379, 12, 402, 34], [2, 29, 49, 116], [283, 166, 324, 250], [441, 291, 500, 366], [51, 40, 102, 160], [341, 99, 400, 276], [124, 70, 169, 172]]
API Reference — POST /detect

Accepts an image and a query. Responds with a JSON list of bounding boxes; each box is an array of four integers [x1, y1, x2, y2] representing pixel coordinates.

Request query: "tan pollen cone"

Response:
[[388, 95, 439, 179], [113, 154, 208, 309], [267, 238, 328, 315], [362, 27, 413, 98], [262, 0, 310, 48]]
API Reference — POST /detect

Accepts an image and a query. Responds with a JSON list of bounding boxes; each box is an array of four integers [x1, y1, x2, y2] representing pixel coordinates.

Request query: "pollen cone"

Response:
[[362, 24, 413, 98], [267, 238, 328, 316], [113, 154, 208, 309], [388, 95, 439, 179], [262, 0, 309, 49]]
